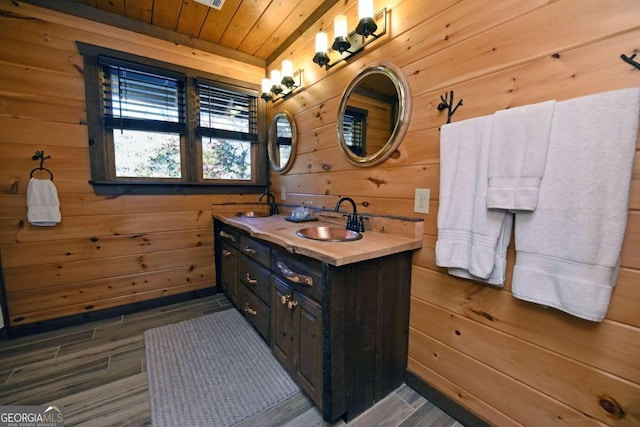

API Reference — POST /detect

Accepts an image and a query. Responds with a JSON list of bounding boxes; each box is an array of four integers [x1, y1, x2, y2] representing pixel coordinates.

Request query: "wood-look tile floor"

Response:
[[0, 294, 462, 426]]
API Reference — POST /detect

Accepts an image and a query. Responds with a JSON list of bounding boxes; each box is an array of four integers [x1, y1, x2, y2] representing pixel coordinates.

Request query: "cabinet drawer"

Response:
[[217, 223, 240, 248], [239, 257, 271, 305], [238, 282, 270, 342], [240, 235, 271, 267], [271, 251, 323, 302]]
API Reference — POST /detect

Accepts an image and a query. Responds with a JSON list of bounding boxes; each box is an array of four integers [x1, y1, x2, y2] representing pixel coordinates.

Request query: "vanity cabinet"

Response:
[[213, 219, 413, 422]]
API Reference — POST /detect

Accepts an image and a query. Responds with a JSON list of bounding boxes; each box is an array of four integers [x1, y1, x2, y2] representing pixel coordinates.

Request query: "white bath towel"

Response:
[[512, 87, 640, 321], [27, 178, 61, 226], [487, 100, 556, 211], [436, 115, 513, 286]]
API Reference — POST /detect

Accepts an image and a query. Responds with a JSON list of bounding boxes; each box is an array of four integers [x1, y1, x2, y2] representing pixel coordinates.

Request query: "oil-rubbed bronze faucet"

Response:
[[259, 191, 279, 215], [334, 197, 365, 232]]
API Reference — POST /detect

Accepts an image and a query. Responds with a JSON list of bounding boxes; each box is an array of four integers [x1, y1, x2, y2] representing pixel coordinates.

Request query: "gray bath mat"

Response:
[[144, 308, 300, 426]]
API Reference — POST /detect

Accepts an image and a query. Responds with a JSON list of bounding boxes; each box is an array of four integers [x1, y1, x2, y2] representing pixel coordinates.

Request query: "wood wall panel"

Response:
[[0, 36, 84, 75], [407, 356, 523, 427], [408, 328, 605, 427], [8, 263, 214, 315], [410, 267, 640, 386], [3, 245, 213, 291], [0, 229, 213, 268], [411, 298, 640, 427], [0, 211, 212, 245], [0, 1, 264, 327], [267, 0, 640, 424], [9, 280, 212, 325]]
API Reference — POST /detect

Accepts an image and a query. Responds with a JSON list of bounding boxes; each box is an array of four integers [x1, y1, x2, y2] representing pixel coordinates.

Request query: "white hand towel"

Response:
[[512, 87, 640, 321], [487, 100, 556, 211], [436, 115, 513, 286], [27, 178, 61, 226]]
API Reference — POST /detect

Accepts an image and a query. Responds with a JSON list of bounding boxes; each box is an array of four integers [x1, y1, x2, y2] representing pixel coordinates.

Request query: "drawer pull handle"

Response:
[[277, 261, 313, 287], [244, 303, 257, 316], [281, 294, 293, 305], [244, 247, 258, 256], [245, 273, 258, 285], [287, 300, 298, 310], [222, 250, 232, 257], [219, 231, 236, 242]]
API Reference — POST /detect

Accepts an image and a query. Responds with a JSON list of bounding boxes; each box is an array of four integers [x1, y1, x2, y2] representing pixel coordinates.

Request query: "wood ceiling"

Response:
[[52, 0, 340, 64]]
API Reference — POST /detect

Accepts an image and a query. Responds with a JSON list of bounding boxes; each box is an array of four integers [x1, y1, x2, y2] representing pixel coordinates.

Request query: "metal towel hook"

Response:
[[437, 90, 463, 124], [30, 150, 54, 180], [620, 52, 640, 70]]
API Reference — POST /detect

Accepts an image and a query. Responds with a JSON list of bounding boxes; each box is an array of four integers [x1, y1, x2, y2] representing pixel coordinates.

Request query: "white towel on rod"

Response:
[[436, 115, 513, 286], [512, 87, 640, 321], [27, 178, 61, 226], [487, 100, 556, 211]]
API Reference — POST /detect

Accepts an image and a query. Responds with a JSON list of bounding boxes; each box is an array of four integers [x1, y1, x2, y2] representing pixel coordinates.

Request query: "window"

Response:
[[78, 42, 266, 195], [343, 106, 368, 157], [197, 81, 257, 180]]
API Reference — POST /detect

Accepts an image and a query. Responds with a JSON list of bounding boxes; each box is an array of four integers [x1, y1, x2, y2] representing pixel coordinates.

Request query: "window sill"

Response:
[[89, 180, 266, 195]]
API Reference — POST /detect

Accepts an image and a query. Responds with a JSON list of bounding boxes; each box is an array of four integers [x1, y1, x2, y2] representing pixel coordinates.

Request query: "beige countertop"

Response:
[[212, 204, 423, 266]]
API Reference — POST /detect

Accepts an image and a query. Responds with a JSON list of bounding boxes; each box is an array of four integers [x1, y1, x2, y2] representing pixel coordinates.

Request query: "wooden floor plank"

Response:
[[0, 346, 60, 372], [396, 383, 429, 409], [347, 392, 416, 427], [52, 373, 150, 426], [399, 400, 459, 427], [281, 406, 340, 427], [235, 391, 317, 427]]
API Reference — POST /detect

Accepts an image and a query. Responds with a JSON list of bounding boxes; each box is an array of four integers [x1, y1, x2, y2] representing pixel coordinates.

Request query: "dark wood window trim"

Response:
[[77, 42, 267, 195]]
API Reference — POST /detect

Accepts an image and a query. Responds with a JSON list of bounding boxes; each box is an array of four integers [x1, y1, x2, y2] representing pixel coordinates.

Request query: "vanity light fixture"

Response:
[[313, 0, 387, 70], [261, 60, 303, 103]]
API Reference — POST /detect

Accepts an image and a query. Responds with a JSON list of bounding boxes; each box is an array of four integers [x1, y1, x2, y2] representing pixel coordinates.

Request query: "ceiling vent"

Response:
[[193, 0, 225, 10]]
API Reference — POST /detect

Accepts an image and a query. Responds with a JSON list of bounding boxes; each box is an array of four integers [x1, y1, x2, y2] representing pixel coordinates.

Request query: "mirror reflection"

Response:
[[268, 111, 297, 174], [337, 63, 411, 167]]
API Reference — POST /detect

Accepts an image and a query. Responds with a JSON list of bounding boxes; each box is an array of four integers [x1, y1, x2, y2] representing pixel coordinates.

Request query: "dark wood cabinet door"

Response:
[[272, 276, 323, 406], [220, 241, 238, 305], [271, 277, 295, 371], [293, 290, 322, 406]]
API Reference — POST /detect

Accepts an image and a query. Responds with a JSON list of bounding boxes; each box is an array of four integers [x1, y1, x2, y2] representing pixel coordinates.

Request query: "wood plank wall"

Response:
[[0, 0, 639, 425], [265, 0, 640, 425], [0, 0, 264, 326]]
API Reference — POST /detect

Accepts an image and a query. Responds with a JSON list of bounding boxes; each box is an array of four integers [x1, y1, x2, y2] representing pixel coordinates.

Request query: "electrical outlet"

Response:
[[281, 186, 286, 200], [414, 188, 430, 214]]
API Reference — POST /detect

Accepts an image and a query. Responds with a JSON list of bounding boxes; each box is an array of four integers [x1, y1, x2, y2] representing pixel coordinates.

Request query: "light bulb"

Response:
[[315, 31, 328, 54], [270, 70, 282, 94], [334, 15, 348, 38], [270, 69, 281, 85], [358, 0, 374, 20], [281, 60, 293, 79], [261, 78, 271, 94]]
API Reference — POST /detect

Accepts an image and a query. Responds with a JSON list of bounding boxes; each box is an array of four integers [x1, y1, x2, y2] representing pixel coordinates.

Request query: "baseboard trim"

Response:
[[405, 370, 491, 427], [5, 287, 218, 339]]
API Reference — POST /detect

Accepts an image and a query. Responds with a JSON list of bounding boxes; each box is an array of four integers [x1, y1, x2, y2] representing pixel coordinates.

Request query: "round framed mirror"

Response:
[[268, 110, 297, 174], [337, 62, 411, 167]]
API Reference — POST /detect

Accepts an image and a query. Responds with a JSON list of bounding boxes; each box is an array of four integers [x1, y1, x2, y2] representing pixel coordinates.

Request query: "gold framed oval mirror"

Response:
[[268, 110, 297, 174], [337, 62, 411, 167]]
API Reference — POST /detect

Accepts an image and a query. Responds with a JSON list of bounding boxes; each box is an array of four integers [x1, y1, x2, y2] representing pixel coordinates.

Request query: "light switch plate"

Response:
[[281, 186, 287, 200], [414, 188, 430, 214]]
